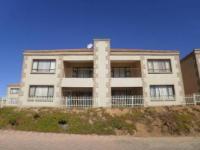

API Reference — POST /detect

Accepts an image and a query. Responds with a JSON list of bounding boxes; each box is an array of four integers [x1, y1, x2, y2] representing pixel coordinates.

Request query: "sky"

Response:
[[0, 0, 200, 96]]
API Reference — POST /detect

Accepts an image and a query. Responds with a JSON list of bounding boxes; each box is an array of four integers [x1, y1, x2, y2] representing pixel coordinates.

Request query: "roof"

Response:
[[181, 49, 200, 62], [24, 48, 179, 55]]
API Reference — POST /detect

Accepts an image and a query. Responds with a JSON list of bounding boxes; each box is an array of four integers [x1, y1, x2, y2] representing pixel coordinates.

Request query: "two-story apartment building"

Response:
[[10, 39, 184, 108], [181, 49, 200, 95]]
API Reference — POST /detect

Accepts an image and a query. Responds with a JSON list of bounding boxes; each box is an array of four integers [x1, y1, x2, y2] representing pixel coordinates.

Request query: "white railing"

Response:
[[66, 96, 93, 108], [0, 97, 7, 108], [151, 96, 176, 101], [27, 96, 54, 102], [184, 94, 200, 105], [112, 95, 144, 107]]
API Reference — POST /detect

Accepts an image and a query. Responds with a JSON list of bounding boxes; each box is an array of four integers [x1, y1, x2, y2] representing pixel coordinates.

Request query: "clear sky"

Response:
[[0, 0, 200, 96]]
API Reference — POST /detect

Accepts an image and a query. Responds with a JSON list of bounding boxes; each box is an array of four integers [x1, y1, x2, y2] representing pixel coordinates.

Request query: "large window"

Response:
[[148, 60, 172, 73], [32, 60, 56, 73], [10, 88, 19, 94], [29, 86, 54, 97], [150, 85, 175, 100]]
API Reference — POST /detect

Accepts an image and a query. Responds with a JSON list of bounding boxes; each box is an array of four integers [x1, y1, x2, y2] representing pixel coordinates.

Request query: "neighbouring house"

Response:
[[6, 39, 185, 108], [6, 83, 21, 106], [181, 49, 200, 95]]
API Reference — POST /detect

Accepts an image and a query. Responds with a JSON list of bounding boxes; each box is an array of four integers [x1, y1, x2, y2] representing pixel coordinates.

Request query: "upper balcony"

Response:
[[61, 61, 93, 87], [111, 61, 142, 87]]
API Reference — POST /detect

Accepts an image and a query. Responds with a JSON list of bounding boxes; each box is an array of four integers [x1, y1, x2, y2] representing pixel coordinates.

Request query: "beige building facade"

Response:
[[181, 49, 200, 95], [6, 84, 21, 106], [7, 39, 185, 107]]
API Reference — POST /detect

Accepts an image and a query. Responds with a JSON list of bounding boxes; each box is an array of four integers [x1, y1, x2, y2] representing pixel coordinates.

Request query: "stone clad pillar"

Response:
[[93, 39, 111, 107]]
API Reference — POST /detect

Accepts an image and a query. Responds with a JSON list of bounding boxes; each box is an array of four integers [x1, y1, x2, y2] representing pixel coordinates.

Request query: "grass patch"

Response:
[[0, 106, 200, 136]]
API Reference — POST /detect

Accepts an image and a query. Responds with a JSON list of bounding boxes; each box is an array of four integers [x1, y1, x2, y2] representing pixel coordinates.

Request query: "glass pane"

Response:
[[29, 87, 35, 97], [32, 61, 38, 69], [38, 61, 50, 70], [48, 87, 54, 97], [50, 61, 56, 70], [35, 87, 48, 97]]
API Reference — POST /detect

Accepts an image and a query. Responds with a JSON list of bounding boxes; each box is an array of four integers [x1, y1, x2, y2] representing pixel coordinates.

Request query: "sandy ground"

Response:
[[0, 130, 199, 150]]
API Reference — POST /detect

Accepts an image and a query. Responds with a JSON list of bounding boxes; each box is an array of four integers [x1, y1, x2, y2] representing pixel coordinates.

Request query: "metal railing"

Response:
[[112, 95, 144, 107], [0, 97, 7, 108], [148, 69, 172, 74], [185, 94, 200, 105], [65, 68, 93, 78], [151, 96, 176, 101], [27, 96, 54, 102], [111, 68, 141, 78], [66, 96, 93, 108]]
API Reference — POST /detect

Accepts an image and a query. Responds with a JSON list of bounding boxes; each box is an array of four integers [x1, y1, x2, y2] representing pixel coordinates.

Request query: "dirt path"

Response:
[[0, 130, 199, 150]]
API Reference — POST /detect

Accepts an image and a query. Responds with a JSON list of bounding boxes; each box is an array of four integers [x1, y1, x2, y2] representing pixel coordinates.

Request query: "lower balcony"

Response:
[[111, 87, 144, 107], [62, 88, 93, 108]]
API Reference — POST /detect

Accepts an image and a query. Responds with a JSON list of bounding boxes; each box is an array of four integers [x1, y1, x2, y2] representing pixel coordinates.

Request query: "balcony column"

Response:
[[93, 39, 111, 107]]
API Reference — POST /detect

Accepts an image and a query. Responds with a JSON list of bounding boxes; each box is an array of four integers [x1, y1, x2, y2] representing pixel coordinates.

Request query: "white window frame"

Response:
[[150, 85, 175, 101], [10, 88, 19, 94], [31, 60, 56, 73], [29, 86, 54, 97], [148, 59, 172, 74]]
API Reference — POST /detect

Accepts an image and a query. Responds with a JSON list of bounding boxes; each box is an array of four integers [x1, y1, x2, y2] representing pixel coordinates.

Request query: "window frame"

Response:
[[111, 67, 132, 78], [147, 59, 172, 74], [29, 85, 54, 97], [10, 88, 20, 94], [31, 59, 56, 74], [150, 85, 175, 101]]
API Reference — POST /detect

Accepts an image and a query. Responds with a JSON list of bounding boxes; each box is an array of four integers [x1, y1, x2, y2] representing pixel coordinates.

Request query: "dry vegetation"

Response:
[[0, 106, 200, 136]]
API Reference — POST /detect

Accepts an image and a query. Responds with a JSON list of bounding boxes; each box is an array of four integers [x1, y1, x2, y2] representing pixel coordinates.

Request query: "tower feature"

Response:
[[93, 39, 111, 107]]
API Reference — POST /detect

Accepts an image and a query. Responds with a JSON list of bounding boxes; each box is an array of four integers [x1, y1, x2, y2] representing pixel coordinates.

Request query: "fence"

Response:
[[66, 96, 93, 108], [0, 97, 7, 108], [185, 94, 200, 105], [1, 94, 200, 108], [112, 95, 144, 107], [27, 96, 54, 102]]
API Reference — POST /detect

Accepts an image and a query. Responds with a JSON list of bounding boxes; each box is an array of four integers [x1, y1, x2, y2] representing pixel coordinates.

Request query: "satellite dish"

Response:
[[87, 43, 93, 49]]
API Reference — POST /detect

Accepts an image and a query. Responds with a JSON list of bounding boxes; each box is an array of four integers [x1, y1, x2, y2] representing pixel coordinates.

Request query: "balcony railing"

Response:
[[112, 95, 144, 107], [66, 68, 93, 78], [27, 96, 54, 102], [148, 69, 172, 74], [65, 96, 93, 108], [111, 68, 141, 78], [150, 96, 176, 101]]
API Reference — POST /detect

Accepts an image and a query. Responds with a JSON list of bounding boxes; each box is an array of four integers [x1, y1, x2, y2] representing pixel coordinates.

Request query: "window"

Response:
[[10, 88, 19, 94], [150, 85, 175, 101], [148, 60, 172, 73], [111, 68, 131, 77], [32, 60, 56, 73], [29, 86, 54, 97]]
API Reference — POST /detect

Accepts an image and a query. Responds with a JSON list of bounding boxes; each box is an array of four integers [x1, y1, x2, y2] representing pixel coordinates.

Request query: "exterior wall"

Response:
[[181, 53, 200, 95], [19, 55, 61, 107], [6, 85, 20, 106], [141, 55, 185, 106]]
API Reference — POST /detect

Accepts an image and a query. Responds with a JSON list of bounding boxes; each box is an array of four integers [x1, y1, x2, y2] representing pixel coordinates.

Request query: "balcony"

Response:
[[62, 61, 93, 87], [62, 88, 93, 108], [111, 87, 143, 107]]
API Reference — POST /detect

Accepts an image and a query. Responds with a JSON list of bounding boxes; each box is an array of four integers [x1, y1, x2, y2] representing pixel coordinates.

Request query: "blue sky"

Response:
[[0, 0, 200, 96]]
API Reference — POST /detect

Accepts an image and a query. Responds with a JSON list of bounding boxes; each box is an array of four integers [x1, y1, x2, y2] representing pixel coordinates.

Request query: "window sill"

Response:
[[148, 72, 172, 74], [31, 72, 55, 74]]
